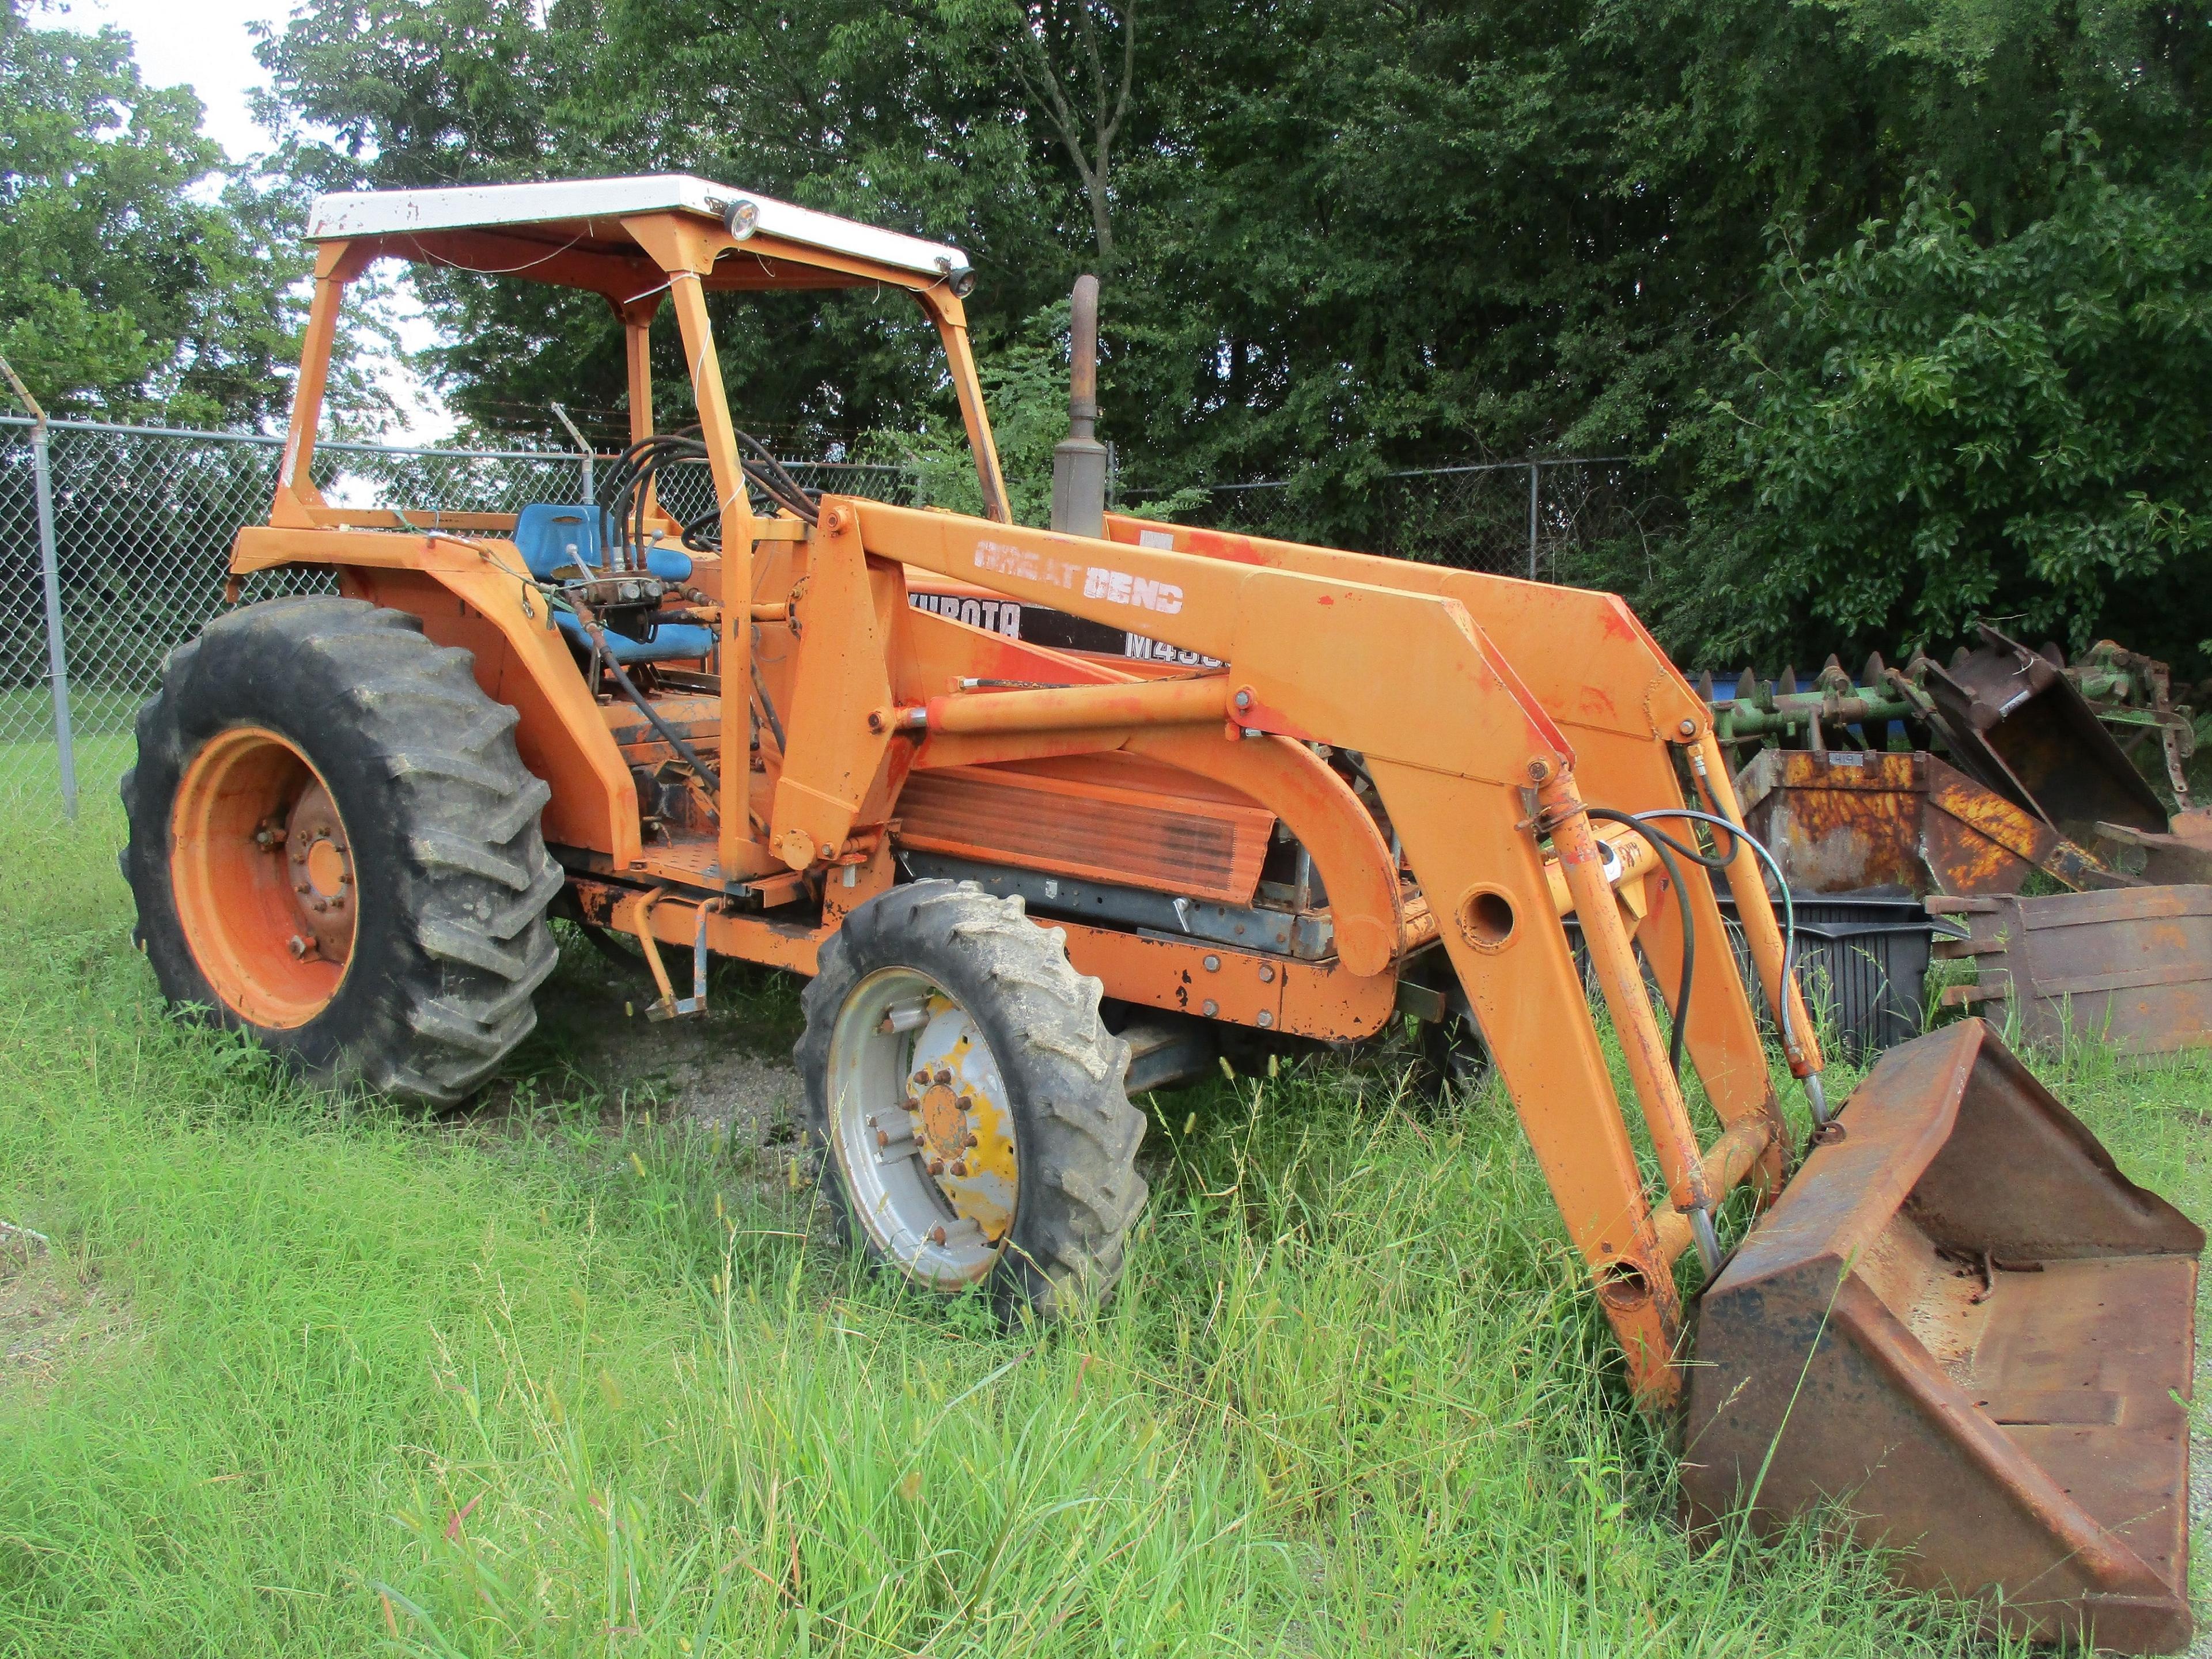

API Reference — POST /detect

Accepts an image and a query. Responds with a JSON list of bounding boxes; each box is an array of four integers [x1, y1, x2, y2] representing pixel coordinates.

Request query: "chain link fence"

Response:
[[1, 415, 1652, 817], [1189, 457, 1672, 579], [0, 416, 922, 815]]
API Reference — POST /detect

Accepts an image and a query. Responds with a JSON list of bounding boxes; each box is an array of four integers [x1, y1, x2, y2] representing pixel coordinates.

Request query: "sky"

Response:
[[77, 0, 460, 442], [80, 0, 287, 167]]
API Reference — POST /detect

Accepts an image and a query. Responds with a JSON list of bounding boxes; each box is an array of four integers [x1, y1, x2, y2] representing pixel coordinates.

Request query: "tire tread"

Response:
[[122, 596, 556, 1103]]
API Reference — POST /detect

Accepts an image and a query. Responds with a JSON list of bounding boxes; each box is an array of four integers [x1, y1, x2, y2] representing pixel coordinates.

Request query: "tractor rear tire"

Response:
[[798, 881, 1148, 1323], [122, 597, 561, 1104]]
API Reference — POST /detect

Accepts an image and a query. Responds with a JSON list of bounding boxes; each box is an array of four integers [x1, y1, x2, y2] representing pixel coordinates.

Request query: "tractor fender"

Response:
[[1124, 726, 1401, 976], [231, 527, 642, 865]]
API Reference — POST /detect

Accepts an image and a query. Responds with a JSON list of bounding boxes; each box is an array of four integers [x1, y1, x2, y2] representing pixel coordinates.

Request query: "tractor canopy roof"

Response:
[[304, 175, 975, 298]]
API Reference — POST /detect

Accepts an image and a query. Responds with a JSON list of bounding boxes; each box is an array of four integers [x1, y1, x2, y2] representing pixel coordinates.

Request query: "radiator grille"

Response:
[[895, 762, 1272, 904]]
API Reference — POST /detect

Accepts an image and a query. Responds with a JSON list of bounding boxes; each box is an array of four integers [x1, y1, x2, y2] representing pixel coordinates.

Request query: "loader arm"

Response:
[[1104, 512, 1824, 1094], [848, 496, 1778, 1402]]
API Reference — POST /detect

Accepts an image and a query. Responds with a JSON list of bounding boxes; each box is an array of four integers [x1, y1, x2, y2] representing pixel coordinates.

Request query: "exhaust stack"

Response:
[[1050, 274, 1107, 537]]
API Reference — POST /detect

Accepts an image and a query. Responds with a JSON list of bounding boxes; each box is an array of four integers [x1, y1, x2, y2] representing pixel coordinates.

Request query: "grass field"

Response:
[[1, 791, 2207, 1657]]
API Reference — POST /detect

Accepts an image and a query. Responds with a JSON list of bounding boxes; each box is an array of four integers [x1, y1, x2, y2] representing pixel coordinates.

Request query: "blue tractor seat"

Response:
[[511, 503, 711, 665]]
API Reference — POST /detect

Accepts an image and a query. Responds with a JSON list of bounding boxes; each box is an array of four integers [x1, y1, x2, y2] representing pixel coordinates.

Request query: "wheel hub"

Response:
[[283, 783, 355, 965], [904, 1009, 1017, 1244], [169, 725, 358, 1029], [915, 1075, 968, 1158], [828, 967, 1020, 1290]]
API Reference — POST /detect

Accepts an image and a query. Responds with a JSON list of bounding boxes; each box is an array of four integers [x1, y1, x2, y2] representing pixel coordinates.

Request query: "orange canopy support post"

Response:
[[615, 291, 662, 519], [623, 212, 769, 881], [271, 240, 376, 529], [916, 287, 1011, 524]]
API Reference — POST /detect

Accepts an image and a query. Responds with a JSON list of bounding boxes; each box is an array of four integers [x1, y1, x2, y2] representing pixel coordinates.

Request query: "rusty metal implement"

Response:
[[1737, 747, 2119, 896], [1685, 1020, 2201, 1651], [1921, 627, 2171, 840], [1930, 887, 2212, 1055]]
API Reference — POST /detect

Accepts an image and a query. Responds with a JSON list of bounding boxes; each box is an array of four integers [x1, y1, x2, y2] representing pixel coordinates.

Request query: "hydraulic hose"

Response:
[[585, 621, 721, 798], [750, 647, 787, 754], [733, 430, 820, 525], [599, 429, 821, 558], [1602, 805, 1815, 1123], [1583, 807, 1698, 1081]]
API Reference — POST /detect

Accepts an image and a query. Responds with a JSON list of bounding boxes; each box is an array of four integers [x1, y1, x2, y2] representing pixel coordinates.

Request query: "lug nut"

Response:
[[287, 935, 312, 959], [875, 1128, 889, 1147], [964, 1131, 979, 1150], [912, 1069, 930, 1084], [950, 1161, 968, 1177], [927, 1158, 945, 1176], [928, 1224, 947, 1245], [934, 1069, 950, 1086]]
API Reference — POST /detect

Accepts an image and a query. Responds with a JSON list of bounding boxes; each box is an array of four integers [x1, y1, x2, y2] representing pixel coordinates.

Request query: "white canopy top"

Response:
[[305, 175, 972, 285]]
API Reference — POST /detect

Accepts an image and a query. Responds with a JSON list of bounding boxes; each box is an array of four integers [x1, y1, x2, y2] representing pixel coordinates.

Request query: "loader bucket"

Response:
[[1922, 626, 2169, 838], [1683, 1020, 2202, 1653], [1734, 747, 2119, 897]]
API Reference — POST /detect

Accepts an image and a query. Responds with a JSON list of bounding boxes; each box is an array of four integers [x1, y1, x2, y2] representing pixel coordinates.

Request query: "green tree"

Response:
[[252, 0, 2212, 674], [1642, 142, 2212, 673], [0, 3, 309, 423]]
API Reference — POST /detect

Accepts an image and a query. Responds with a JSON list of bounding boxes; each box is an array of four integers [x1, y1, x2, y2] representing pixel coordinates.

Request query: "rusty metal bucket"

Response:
[[1735, 747, 2120, 896], [1684, 1020, 2202, 1652], [1931, 887, 2212, 1056], [1922, 626, 2171, 839]]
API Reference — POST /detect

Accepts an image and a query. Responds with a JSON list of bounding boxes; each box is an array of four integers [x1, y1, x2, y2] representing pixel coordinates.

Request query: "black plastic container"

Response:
[[1720, 891, 1950, 1057], [1567, 889, 1953, 1058]]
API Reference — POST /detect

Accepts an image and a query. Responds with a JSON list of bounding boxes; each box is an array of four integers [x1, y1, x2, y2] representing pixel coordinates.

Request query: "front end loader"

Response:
[[121, 176, 2201, 1649]]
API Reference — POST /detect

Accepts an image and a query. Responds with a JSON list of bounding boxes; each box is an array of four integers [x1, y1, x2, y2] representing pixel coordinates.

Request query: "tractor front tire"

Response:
[[122, 597, 560, 1104], [798, 881, 1148, 1323]]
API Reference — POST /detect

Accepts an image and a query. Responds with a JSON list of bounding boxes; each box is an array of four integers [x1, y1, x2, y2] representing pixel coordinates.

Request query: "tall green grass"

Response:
[[0, 793, 2203, 1656]]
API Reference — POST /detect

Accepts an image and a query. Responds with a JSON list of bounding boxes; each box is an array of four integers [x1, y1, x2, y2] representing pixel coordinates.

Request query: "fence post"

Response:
[[551, 402, 594, 503], [1527, 461, 1540, 580], [2, 358, 77, 819], [33, 426, 76, 819]]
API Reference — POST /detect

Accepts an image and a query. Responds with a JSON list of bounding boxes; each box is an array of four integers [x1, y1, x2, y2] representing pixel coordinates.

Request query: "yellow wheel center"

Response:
[[304, 838, 347, 897], [918, 1082, 968, 1157]]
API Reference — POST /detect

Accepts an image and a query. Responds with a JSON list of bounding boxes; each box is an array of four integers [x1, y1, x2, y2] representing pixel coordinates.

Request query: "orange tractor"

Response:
[[123, 177, 2200, 1649]]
